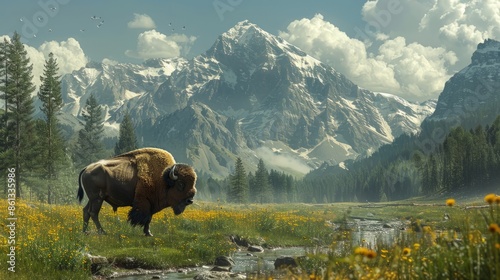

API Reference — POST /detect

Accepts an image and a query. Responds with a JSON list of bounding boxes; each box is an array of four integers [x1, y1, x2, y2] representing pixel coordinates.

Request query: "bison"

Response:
[[77, 148, 197, 236]]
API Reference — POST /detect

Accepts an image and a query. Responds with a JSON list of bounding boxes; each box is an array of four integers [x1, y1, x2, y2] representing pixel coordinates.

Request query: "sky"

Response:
[[0, 0, 499, 101]]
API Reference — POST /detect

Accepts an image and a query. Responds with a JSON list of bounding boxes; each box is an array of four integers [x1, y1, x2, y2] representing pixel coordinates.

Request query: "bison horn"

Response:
[[169, 165, 178, 180]]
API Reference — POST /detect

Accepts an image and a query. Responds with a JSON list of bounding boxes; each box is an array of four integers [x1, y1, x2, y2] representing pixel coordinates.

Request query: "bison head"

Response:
[[163, 163, 197, 215]]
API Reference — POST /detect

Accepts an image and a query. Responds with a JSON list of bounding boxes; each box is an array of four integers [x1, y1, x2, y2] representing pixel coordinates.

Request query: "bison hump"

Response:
[[135, 152, 173, 186]]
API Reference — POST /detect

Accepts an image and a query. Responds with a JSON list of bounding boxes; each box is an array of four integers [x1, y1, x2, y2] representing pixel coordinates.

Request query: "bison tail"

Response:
[[77, 168, 86, 203]]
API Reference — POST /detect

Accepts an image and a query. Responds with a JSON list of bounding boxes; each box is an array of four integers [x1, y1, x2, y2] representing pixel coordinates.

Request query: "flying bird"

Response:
[[48, 28, 52, 32], [80, 29, 86, 32], [91, 15, 101, 20]]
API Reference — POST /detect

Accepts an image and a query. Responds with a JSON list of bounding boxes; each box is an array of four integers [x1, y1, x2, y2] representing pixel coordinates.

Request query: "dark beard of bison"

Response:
[[128, 206, 152, 228]]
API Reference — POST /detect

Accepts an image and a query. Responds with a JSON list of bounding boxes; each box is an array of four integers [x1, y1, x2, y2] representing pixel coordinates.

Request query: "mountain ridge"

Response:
[[57, 20, 436, 177]]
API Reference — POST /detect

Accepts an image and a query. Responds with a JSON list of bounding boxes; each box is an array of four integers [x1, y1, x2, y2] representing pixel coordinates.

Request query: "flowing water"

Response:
[[116, 218, 403, 279]]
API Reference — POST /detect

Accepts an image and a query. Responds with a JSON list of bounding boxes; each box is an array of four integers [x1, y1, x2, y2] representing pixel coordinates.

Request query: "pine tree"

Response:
[[228, 157, 248, 203], [38, 52, 65, 204], [4, 32, 36, 198], [75, 94, 104, 167], [114, 111, 138, 155], [254, 159, 271, 203]]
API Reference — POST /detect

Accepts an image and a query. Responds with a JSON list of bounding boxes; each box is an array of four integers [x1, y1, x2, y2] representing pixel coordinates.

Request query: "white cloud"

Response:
[[125, 29, 196, 59], [280, 14, 456, 101], [362, 0, 500, 69], [102, 58, 119, 65], [376, 37, 457, 97], [38, 38, 88, 76], [127, 13, 156, 29], [0, 36, 87, 88]]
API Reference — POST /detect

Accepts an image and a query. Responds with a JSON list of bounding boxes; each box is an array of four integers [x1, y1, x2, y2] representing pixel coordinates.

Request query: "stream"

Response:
[[115, 218, 404, 279]]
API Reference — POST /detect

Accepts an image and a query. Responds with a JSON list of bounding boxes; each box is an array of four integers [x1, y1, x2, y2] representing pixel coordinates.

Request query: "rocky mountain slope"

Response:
[[424, 39, 500, 129], [58, 21, 436, 177]]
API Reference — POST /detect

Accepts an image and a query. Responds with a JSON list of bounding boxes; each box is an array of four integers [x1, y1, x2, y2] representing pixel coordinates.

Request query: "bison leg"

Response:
[[143, 218, 153, 237], [89, 198, 106, 234], [82, 201, 91, 233]]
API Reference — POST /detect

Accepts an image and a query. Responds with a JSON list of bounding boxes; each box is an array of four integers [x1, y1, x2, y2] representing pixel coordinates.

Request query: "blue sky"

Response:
[[2, 0, 365, 61], [1, 0, 499, 101]]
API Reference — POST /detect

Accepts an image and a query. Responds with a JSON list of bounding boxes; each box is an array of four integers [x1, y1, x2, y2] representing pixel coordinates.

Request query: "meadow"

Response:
[[0, 194, 499, 279]]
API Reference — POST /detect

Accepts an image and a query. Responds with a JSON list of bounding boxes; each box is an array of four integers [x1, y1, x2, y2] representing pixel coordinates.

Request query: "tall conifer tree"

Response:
[[38, 52, 64, 203], [4, 32, 36, 198], [114, 111, 138, 155], [75, 94, 104, 167], [254, 159, 271, 203], [229, 157, 248, 203]]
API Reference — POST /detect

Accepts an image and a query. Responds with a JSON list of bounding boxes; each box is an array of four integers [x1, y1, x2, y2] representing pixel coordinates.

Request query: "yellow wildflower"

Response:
[[354, 247, 376, 259], [355, 247, 369, 255], [365, 250, 377, 259], [402, 247, 411, 256], [489, 223, 500, 234], [485, 193, 496, 204], [445, 198, 455, 206], [413, 243, 421, 250]]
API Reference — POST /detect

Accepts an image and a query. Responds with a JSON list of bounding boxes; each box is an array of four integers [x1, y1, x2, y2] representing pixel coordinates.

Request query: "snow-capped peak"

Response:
[[223, 20, 270, 45]]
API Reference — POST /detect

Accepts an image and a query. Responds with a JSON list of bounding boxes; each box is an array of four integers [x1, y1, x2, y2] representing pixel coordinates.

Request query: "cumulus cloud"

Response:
[[127, 13, 156, 29], [38, 38, 88, 76], [125, 29, 196, 59], [0, 36, 88, 88], [280, 14, 456, 100], [376, 37, 457, 96], [362, 0, 500, 69]]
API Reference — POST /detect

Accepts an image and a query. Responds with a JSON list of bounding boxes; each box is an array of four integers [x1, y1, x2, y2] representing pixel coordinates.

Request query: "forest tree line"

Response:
[[201, 115, 500, 204], [298, 117, 500, 203]]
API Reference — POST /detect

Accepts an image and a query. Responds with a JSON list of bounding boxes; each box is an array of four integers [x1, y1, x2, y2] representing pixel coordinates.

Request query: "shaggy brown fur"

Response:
[[78, 147, 197, 236], [114, 148, 175, 202]]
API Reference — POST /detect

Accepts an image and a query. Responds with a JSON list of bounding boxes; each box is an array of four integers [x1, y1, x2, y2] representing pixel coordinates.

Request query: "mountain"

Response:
[[424, 39, 500, 129], [59, 58, 188, 136], [306, 38, 500, 181], [58, 20, 435, 177]]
